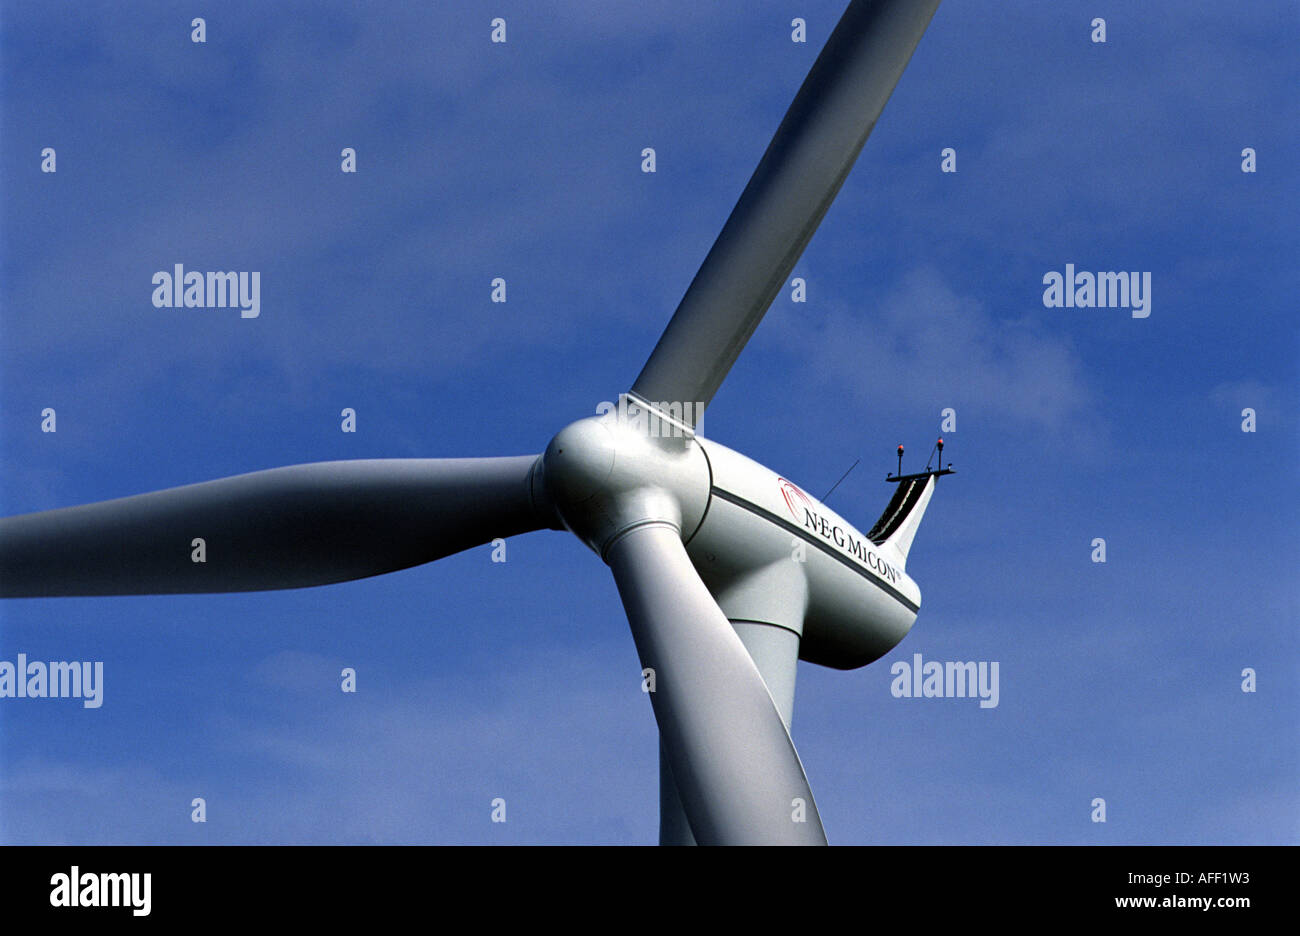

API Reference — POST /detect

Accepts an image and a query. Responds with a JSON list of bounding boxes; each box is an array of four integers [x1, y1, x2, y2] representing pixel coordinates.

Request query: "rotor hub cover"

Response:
[[541, 414, 710, 559]]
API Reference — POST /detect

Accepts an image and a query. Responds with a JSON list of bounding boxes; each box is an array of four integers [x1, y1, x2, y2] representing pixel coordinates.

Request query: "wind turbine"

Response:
[[0, 0, 948, 845]]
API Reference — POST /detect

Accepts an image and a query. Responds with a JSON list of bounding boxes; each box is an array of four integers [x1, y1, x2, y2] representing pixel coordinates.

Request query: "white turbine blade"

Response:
[[631, 0, 941, 423], [607, 522, 827, 845], [0, 456, 556, 596]]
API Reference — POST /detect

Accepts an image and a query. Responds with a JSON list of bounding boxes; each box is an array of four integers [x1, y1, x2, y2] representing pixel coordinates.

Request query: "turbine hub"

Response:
[[540, 413, 710, 559], [541, 417, 616, 507]]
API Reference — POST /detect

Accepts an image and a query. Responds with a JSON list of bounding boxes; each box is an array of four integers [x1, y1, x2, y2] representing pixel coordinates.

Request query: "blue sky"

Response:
[[1, 0, 1296, 844]]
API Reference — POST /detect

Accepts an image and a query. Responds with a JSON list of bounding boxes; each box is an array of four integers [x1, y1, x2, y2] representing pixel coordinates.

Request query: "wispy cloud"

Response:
[[771, 266, 1100, 442]]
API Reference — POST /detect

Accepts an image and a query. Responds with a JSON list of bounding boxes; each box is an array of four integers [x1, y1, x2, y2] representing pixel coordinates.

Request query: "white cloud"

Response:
[[1209, 379, 1277, 418], [773, 267, 1097, 435]]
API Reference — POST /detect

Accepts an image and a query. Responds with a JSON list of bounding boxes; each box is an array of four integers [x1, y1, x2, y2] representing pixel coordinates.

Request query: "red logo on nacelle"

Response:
[[777, 478, 813, 519]]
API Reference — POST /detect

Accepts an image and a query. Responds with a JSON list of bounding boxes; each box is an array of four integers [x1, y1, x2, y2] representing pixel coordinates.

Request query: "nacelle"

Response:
[[686, 439, 921, 669]]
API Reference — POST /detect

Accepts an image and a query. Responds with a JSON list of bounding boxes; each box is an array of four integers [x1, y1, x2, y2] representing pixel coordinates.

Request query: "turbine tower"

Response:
[[0, 0, 947, 845]]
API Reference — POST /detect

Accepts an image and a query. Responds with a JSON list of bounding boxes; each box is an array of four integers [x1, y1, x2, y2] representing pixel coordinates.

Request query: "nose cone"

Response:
[[542, 417, 616, 509]]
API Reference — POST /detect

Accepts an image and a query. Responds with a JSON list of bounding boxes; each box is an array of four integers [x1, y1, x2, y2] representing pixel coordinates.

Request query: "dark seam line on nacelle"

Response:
[[683, 440, 715, 548], [708, 486, 920, 614], [725, 618, 803, 639]]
